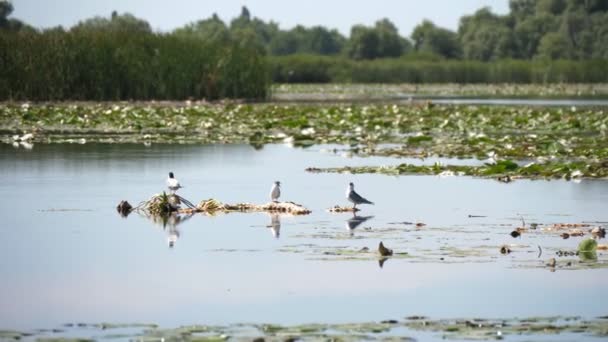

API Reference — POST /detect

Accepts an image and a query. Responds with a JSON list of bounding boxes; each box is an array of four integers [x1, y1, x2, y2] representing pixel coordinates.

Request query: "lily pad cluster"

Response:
[[8, 316, 608, 341], [306, 159, 608, 180], [273, 83, 608, 100]]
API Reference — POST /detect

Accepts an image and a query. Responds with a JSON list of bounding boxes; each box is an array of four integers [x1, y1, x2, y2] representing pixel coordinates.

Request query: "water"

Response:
[[0, 143, 607, 336]]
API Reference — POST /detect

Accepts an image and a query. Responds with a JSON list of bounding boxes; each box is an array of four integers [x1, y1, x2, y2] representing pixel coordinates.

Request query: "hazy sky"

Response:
[[12, 0, 509, 36]]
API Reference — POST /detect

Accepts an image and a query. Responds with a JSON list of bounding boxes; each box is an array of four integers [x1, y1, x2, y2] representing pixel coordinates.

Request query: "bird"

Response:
[[270, 181, 281, 202], [378, 241, 393, 256], [346, 182, 373, 209], [166, 172, 183, 194]]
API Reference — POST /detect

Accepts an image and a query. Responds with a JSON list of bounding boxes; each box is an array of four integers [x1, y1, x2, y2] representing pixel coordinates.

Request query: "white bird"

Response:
[[166, 172, 183, 193], [270, 181, 281, 202], [346, 182, 374, 209]]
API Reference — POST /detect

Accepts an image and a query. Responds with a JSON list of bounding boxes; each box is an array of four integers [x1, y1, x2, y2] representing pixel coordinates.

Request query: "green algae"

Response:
[[306, 160, 608, 180], [15, 316, 608, 341]]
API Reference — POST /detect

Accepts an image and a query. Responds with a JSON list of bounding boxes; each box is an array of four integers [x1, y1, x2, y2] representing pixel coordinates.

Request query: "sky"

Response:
[[11, 0, 510, 37]]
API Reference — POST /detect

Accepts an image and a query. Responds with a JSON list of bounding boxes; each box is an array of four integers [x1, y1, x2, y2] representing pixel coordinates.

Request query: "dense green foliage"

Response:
[[2, 1, 608, 99], [270, 55, 608, 83], [166, 1, 608, 61], [0, 5, 269, 101]]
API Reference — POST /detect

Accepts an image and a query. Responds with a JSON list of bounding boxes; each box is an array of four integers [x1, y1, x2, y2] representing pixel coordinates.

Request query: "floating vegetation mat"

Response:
[[273, 83, 608, 99], [8, 316, 608, 341], [275, 217, 608, 270], [307, 159, 608, 181], [2, 103, 607, 163], [121, 195, 311, 217]]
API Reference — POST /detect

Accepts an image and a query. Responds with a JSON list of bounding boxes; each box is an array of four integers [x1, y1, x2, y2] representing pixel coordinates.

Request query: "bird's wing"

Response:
[[351, 190, 373, 204]]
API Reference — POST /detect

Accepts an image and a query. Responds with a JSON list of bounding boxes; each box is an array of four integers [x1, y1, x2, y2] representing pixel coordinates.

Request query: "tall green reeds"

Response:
[[0, 29, 270, 101]]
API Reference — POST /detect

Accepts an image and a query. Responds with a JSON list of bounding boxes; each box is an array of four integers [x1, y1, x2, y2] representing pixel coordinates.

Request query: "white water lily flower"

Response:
[[504, 143, 513, 149], [20, 133, 34, 141], [438, 170, 454, 177], [301, 127, 315, 135], [571, 170, 583, 178]]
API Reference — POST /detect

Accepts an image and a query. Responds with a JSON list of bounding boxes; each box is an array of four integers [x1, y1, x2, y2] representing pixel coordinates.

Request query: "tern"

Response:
[[346, 182, 373, 209], [270, 181, 281, 202], [166, 172, 183, 193]]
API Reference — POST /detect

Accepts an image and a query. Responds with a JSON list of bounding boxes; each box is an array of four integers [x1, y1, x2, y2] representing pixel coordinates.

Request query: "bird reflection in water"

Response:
[[147, 213, 193, 248], [345, 213, 374, 236], [267, 213, 281, 238]]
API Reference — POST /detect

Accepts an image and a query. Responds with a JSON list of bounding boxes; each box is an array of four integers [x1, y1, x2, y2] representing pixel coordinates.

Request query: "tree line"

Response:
[[172, 1, 608, 61], [1, 0, 608, 101]]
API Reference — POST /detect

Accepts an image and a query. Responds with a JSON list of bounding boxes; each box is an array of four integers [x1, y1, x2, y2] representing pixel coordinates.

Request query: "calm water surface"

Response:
[[0, 143, 607, 334]]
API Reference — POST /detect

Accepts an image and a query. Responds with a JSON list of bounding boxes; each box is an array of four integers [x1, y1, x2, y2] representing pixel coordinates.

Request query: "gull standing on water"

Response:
[[270, 181, 281, 202], [346, 182, 373, 209], [166, 172, 183, 194]]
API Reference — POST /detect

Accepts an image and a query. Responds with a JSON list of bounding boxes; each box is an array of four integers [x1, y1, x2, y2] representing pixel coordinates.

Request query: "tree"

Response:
[[72, 12, 152, 33], [509, 0, 536, 20], [513, 14, 559, 58], [411, 20, 461, 58], [536, 32, 571, 59], [229, 6, 279, 52], [346, 24, 380, 59], [0, 0, 12, 21], [346, 19, 408, 59], [536, 0, 567, 15], [0, 0, 31, 31], [173, 14, 230, 43], [374, 18, 408, 57], [458, 8, 516, 60]]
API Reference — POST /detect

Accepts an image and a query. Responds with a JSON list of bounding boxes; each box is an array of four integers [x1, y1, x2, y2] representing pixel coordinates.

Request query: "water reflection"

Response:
[[267, 213, 281, 238], [144, 213, 193, 248], [345, 214, 374, 236]]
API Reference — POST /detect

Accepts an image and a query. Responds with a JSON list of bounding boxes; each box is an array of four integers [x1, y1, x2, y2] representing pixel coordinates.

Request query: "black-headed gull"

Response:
[[346, 182, 373, 209], [166, 172, 183, 193], [270, 181, 281, 202]]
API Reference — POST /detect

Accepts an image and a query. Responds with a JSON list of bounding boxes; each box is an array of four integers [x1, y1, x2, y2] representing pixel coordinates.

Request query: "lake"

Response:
[[1, 143, 607, 340]]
